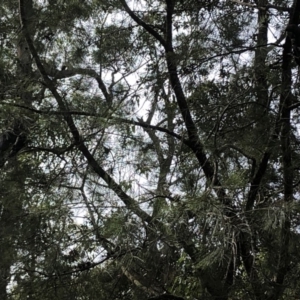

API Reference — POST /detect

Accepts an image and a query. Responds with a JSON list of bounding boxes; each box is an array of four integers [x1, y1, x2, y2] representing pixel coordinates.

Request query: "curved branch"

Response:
[[2, 102, 186, 145], [42, 66, 112, 104], [218, 144, 256, 162]]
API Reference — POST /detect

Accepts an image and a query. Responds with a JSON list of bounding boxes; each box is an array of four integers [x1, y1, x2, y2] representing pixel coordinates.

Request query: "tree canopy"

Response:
[[0, 0, 300, 299]]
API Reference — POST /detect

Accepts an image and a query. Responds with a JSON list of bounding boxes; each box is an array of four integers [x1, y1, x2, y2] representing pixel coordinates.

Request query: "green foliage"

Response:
[[0, 0, 299, 300]]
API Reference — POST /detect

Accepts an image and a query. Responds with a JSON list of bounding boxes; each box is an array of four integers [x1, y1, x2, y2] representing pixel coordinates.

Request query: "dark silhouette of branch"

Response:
[[2, 102, 186, 145], [269, 1, 300, 298], [119, 0, 167, 48], [19, 0, 152, 224]]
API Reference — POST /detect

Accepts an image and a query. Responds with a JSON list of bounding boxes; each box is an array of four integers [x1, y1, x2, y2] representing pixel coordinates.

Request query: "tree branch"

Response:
[[43, 66, 113, 105], [19, 0, 152, 224], [119, 0, 167, 48], [2, 102, 186, 146], [269, 0, 300, 298]]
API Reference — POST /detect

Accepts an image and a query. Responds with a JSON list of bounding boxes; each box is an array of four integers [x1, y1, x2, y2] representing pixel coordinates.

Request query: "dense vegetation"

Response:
[[0, 0, 300, 299]]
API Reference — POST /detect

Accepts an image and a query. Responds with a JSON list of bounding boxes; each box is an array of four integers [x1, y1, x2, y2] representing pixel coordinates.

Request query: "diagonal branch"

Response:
[[164, 0, 228, 203], [119, 0, 167, 48], [120, 0, 228, 203], [43, 66, 113, 104], [19, 0, 152, 224]]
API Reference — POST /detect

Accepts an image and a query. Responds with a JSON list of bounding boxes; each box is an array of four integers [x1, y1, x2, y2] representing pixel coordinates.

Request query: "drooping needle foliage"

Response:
[[0, 0, 299, 299]]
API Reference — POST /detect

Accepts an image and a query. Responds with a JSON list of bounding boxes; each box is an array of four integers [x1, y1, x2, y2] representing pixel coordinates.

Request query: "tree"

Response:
[[0, 0, 300, 299]]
